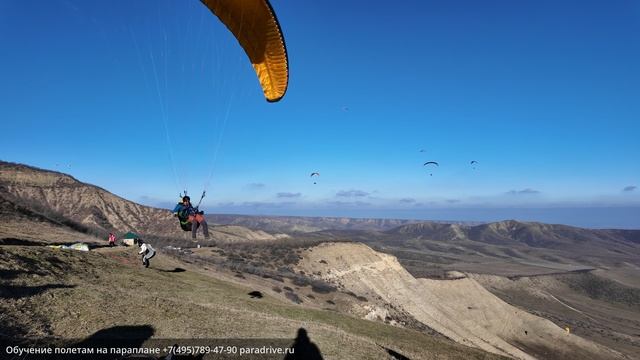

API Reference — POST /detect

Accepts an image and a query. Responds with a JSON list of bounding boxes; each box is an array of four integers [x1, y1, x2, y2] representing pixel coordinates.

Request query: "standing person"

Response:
[[137, 239, 156, 268], [108, 232, 116, 247], [172, 196, 210, 240]]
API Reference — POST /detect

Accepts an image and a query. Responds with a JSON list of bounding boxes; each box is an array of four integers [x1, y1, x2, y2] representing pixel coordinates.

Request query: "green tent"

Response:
[[122, 231, 140, 246], [123, 231, 139, 239]]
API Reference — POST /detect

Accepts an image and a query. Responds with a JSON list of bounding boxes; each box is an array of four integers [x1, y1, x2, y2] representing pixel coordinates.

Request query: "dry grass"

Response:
[[0, 245, 506, 360]]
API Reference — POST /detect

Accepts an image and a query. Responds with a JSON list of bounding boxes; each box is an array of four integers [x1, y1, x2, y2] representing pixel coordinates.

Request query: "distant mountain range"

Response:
[[386, 220, 640, 250], [370, 220, 640, 278], [206, 213, 484, 233], [208, 214, 640, 269]]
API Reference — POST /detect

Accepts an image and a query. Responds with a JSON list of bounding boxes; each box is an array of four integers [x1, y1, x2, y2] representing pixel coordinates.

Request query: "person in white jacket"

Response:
[[137, 239, 156, 268]]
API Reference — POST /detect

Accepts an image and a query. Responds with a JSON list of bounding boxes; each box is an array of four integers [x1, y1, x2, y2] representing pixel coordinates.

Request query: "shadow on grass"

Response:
[[380, 345, 411, 360], [0, 238, 48, 246], [76, 325, 208, 359], [69, 325, 156, 360], [0, 284, 75, 300], [76, 324, 155, 344], [284, 328, 323, 360], [0, 268, 47, 279]]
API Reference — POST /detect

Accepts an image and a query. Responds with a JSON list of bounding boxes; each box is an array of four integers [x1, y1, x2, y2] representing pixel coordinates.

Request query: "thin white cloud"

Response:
[[246, 183, 266, 190], [326, 201, 372, 207], [336, 189, 370, 197], [277, 192, 302, 198], [506, 188, 540, 195], [241, 201, 296, 208], [138, 195, 175, 209]]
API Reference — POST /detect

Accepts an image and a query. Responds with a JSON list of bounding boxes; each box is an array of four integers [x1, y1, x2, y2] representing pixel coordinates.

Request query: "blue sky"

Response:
[[1, 0, 639, 228]]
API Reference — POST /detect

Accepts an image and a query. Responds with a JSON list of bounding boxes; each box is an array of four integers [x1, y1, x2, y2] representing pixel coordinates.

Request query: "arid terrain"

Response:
[[1, 161, 639, 359]]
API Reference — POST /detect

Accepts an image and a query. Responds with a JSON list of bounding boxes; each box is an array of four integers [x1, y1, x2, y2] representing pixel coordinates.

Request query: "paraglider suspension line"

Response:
[[195, 190, 206, 209]]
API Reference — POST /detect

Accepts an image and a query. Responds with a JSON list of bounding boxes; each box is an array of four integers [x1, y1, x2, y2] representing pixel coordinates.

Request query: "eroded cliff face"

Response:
[[297, 242, 624, 360]]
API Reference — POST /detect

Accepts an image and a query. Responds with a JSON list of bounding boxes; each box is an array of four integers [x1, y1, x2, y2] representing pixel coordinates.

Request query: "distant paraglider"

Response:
[[310, 172, 320, 184], [470, 160, 478, 170], [423, 161, 438, 176]]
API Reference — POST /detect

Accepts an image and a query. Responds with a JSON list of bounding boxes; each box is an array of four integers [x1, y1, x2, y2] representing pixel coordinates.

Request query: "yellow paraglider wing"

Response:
[[201, 0, 289, 102]]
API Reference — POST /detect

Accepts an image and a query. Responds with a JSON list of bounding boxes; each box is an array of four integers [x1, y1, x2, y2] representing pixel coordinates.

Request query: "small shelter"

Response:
[[122, 231, 140, 246]]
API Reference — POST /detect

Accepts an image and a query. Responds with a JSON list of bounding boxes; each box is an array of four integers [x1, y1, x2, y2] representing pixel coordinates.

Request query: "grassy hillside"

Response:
[[0, 245, 505, 360]]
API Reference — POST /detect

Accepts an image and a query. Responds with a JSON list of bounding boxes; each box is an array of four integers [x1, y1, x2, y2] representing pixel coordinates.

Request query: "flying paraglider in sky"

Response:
[[310, 172, 320, 184], [470, 160, 478, 170], [423, 161, 439, 176], [163, 0, 289, 232]]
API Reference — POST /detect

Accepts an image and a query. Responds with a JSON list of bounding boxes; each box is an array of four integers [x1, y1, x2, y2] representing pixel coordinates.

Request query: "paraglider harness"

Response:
[[175, 191, 205, 232]]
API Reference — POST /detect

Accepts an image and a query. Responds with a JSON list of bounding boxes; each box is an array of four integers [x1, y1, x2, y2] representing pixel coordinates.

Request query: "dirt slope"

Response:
[[472, 272, 640, 358], [0, 192, 102, 244], [297, 242, 625, 360]]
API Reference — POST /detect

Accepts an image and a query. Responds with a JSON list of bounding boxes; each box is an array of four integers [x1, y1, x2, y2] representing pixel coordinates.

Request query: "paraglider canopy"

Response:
[[423, 161, 438, 176], [200, 0, 289, 102]]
